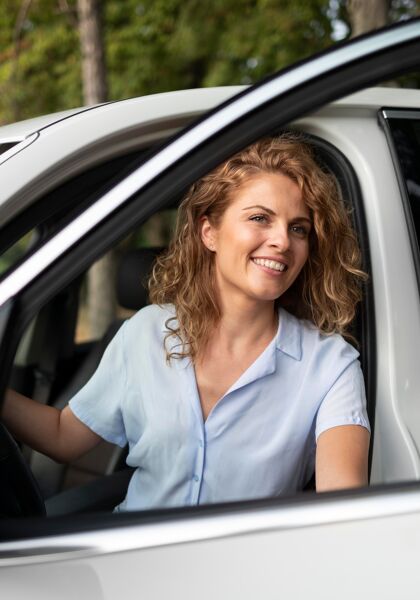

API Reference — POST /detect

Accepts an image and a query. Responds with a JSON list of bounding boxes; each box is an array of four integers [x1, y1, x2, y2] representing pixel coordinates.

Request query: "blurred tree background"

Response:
[[1, 0, 418, 126], [0, 0, 419, 337], [0, 0, 331, 124]]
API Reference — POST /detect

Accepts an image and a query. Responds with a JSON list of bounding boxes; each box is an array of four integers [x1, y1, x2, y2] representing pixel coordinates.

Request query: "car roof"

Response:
[[2, 85, 419, 144], [0, 107, 93, 143], [0, 88, 244, 144], [333, 86, 420, 109]]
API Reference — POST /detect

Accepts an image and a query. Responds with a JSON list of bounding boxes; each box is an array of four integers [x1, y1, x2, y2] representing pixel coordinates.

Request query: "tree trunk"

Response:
[[77, 0, 117, 338], [347, 0, 389, 37], [78, 0, 107, 104], [8, 0, 33, 122]]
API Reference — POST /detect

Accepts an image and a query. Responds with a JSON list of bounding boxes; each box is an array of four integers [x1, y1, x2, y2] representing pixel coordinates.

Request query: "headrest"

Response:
[[116, 247, 165, 310]]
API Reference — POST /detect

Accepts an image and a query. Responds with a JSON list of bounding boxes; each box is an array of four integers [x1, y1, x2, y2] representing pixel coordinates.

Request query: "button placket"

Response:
[[191, 433, 206, 503]]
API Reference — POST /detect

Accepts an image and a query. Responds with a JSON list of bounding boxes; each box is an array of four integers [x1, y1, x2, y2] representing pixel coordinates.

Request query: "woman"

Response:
[[3, 134, 370, 511]]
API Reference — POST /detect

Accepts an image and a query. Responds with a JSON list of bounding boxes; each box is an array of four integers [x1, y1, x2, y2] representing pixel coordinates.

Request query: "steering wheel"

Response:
[[0, 422, 46, 517]]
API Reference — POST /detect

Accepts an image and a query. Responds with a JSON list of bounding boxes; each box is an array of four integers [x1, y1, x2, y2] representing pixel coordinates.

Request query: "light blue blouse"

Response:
[[69, 304, 370, 511]]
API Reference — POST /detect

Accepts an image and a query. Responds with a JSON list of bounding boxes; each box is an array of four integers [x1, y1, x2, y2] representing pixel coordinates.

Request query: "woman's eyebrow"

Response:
[[293, 216, 312, 224], [242, 204, 276, 214]]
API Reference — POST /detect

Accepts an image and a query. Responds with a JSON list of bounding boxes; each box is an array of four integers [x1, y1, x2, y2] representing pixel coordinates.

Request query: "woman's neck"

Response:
[[211, 299, 278, 356]]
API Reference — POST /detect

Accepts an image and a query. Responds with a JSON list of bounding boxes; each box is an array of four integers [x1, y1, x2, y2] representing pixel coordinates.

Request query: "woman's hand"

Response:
[[315, 425, 370, 492]]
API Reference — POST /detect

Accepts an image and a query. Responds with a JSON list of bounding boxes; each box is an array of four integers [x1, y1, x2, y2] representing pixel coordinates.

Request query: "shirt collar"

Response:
[[164, 305, 303, 368], [275, 308, 303, 361]]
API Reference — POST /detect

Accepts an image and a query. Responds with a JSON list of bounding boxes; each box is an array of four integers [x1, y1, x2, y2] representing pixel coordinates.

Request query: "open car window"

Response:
[[6, 135, 367, 514]]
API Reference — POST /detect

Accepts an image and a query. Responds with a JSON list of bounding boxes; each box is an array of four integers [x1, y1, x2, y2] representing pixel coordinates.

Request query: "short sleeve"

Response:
[[315, 359, 370, 441], [68, 323, 128, 447]]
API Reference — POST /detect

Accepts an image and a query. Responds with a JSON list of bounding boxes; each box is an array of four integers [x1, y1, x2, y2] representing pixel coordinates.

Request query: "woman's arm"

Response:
[[315, 424, 370, 492], [1, 389, 102, 463]]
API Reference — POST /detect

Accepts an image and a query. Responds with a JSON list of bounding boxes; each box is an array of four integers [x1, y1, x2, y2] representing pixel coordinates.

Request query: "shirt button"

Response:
[[199, 440, 204, 448], [193, 474, 199, 482]]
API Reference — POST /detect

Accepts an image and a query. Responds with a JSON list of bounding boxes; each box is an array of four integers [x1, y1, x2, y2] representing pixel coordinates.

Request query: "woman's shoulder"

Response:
[[123, 303, 176, 340], [279, 308, 359, 365]]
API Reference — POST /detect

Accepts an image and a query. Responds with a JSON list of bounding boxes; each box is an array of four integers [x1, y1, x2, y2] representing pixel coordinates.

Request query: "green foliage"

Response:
[[0, 0, 418, 124], [0, 0, 81, 124], [106, 0, 333, 97], [0, 0, 335, 123]]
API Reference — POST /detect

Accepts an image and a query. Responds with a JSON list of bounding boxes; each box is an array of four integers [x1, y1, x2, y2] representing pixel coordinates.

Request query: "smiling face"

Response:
[[201, 172, 311, 309]]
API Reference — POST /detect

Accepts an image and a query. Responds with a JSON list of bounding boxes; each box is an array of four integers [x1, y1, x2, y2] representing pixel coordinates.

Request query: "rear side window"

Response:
[[0, 142, 19, 156], [382, 111, 420, 266]]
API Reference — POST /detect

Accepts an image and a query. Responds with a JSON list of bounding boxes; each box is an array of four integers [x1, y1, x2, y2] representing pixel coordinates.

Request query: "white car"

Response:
[[1, 19, 420, 600]]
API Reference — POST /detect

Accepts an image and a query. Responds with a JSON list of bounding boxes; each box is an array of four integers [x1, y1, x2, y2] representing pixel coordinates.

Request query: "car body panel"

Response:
[[2, 491, 420, 599]]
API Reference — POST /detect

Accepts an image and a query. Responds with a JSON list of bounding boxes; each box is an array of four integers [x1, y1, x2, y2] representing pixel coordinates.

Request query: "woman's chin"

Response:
[[249, 287, 286, 303]]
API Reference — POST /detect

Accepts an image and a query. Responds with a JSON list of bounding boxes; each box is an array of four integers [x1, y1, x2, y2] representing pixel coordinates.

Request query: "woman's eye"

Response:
[[250, 214, 268, 223], [290, 224, 308, 236]]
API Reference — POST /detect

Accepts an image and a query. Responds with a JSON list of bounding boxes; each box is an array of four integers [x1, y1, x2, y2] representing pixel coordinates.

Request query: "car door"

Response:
[[2, 19, 420, 600]]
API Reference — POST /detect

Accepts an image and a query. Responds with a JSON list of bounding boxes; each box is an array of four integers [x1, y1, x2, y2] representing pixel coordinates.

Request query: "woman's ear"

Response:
[[200, 216, 216, 252]]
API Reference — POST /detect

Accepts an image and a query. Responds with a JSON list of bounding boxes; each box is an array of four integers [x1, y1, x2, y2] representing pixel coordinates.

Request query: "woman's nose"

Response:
[[270, 226, 290, 252]]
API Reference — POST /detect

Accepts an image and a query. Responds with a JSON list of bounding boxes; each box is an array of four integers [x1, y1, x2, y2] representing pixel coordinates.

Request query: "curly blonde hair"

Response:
[[149, 134, 367, 361]]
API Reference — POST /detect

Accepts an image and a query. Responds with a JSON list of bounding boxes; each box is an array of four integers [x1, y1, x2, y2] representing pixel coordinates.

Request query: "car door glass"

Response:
[[0, 229, 38, 277]]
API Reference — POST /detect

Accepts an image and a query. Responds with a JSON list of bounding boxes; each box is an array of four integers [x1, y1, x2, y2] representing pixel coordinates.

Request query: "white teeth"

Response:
[[253, 258, 287, 272]]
